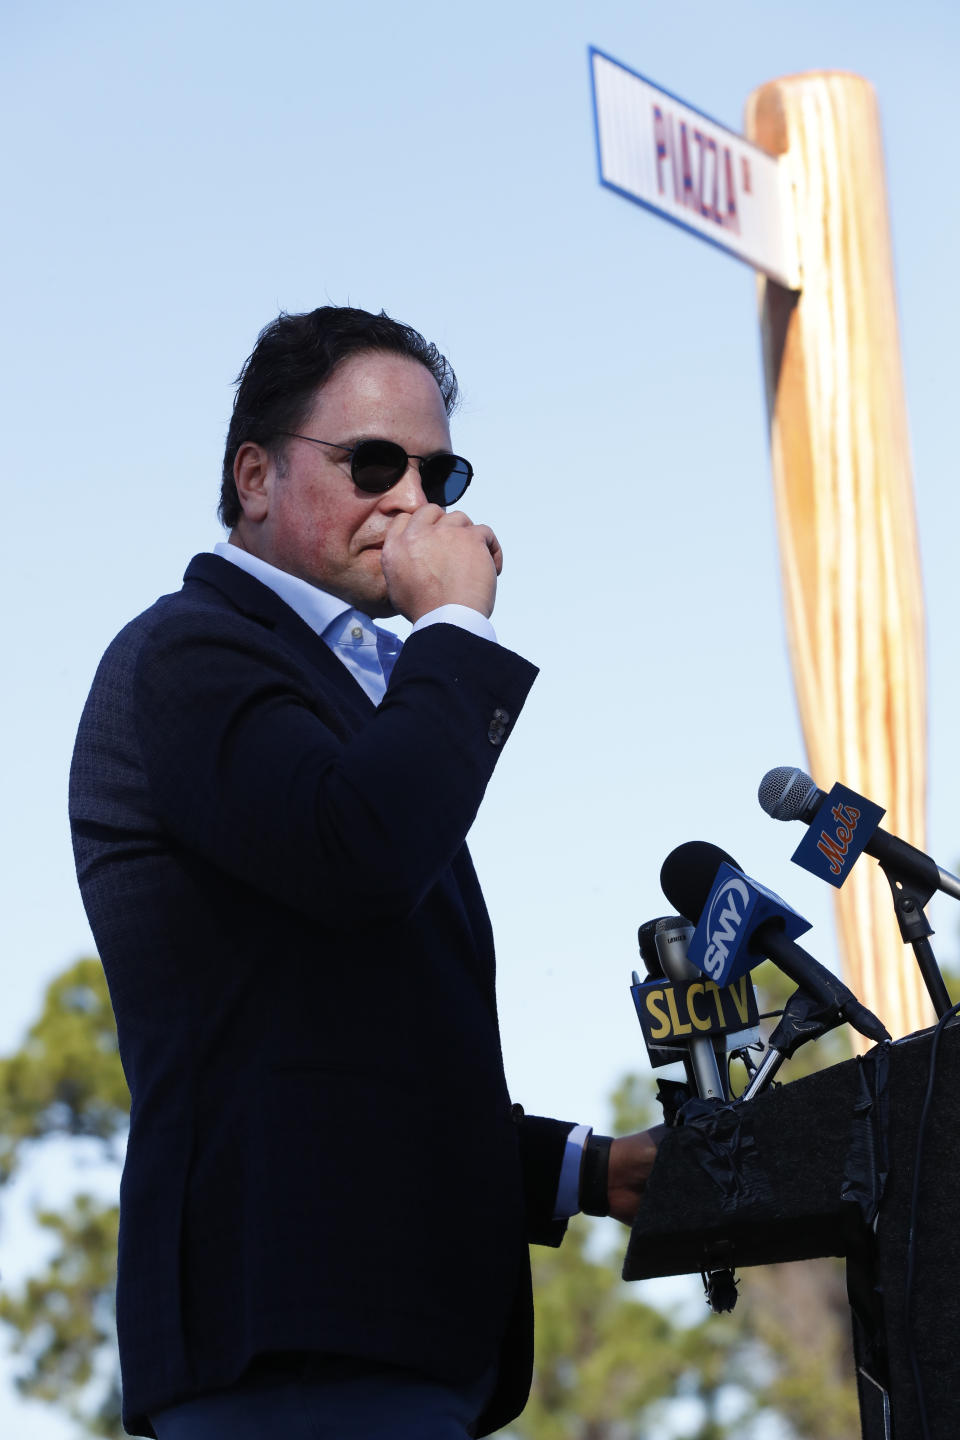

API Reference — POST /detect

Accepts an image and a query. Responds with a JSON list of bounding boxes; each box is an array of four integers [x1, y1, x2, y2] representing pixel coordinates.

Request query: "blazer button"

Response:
[[487, 707, 510, 746]]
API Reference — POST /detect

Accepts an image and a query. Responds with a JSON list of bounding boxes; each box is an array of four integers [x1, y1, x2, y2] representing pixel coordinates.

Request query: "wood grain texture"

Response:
[[745, 72, 930, 1042]]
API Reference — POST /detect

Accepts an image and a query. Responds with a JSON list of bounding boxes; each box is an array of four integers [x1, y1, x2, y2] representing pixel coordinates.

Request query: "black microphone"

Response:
[[758, 765, 960, 903], [637, 918, 665, 977], [660, 841, 890, 1046]]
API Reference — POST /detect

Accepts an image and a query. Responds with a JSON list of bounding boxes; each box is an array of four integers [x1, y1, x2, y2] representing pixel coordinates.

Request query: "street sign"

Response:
[[589, 47, 800, 289]]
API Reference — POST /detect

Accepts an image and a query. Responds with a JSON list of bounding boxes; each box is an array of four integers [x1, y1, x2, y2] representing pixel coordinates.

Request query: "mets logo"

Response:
[[702, 873, 751, 980]]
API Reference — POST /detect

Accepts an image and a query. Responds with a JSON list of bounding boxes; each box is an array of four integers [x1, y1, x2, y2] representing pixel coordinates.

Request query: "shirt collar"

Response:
[[213, 541, 354, 639]]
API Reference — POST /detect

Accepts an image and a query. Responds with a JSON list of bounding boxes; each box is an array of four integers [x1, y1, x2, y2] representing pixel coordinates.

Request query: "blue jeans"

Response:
[[149, 1356, 498, 1439]]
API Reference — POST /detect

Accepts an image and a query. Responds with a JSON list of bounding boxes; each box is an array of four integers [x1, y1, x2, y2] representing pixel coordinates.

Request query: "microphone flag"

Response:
[[687, 863, 812, 986], [789, 781, 886, 888]]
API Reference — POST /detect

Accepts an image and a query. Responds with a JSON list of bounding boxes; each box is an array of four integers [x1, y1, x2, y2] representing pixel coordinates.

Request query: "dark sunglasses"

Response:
[[277, 432, 473, 507]]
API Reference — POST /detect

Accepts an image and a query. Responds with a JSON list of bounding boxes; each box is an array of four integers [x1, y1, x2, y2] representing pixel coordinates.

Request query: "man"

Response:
[[70, 307, 660, 1439]]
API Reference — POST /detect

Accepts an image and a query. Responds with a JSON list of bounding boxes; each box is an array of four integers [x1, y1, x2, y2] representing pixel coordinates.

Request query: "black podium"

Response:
[[623, 1022, 960, 1439]]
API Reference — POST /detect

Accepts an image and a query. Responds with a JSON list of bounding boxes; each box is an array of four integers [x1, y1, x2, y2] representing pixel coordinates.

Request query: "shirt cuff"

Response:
[[409, 604, 497, 645], [552, 1123, 592, 1219]]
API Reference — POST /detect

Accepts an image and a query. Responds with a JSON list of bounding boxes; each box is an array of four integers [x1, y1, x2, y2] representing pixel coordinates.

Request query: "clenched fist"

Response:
[[381, 504, 503, 622]]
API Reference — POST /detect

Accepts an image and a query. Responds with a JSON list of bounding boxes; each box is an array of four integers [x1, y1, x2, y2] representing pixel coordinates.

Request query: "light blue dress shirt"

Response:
[[214, 542, 496, 704]]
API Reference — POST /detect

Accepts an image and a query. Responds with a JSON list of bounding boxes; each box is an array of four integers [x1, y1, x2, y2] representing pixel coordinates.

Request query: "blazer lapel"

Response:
[[182, 553, 377, 726]]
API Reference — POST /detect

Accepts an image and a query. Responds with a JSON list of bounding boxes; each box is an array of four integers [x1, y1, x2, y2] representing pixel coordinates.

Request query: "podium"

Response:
[[623, 1022, 960, 1439]]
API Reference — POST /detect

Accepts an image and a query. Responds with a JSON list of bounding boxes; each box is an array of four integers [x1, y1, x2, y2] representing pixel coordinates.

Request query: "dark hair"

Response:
[[219, 306, 460, 527]]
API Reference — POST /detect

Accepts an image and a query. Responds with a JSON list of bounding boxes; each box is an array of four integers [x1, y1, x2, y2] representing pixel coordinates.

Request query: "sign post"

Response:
[[590, 50, 931, 1043], [745, 72, 929, 1040]]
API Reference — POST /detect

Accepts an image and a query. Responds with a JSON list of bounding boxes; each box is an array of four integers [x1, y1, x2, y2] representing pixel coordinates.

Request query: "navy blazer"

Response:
[[70, 554, 571, 1437]]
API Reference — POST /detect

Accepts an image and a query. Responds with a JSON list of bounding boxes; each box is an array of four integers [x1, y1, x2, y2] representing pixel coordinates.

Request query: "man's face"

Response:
[[235, 350, 453, 616]]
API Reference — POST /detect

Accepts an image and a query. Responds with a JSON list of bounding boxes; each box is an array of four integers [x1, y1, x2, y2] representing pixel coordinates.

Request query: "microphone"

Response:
[[759, 765, 956, 1019], [635, 913, 741, 1314], [651, 917, 726, 1101], [634, 919, 760, 1103], [758, 765, 960, 903], [637, 918, 666, 977], [635, 916, 718, 1101], [660, 841, 890, 1046]]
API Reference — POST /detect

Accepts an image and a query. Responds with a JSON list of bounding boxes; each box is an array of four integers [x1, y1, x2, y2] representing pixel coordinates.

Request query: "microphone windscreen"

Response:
[[660, 841, 740, 923], [637, 920, 664, 977], [758, 766, 819, 822]]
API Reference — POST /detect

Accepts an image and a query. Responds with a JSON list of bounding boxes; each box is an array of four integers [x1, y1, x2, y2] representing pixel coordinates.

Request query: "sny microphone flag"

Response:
[[790, 782, 885, 888], [687, 863, 812, 986]]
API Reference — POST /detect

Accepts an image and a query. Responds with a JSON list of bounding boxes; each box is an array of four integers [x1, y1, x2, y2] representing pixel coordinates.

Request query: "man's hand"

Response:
[[606, 1125, 667, 1226], [381, 505, 503, 622]]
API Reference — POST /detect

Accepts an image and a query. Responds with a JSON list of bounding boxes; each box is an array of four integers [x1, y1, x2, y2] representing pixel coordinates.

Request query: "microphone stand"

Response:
[[879, 863, 953, 1018], [737, 987, 845, 1103], [635, 920, 739, 1312]]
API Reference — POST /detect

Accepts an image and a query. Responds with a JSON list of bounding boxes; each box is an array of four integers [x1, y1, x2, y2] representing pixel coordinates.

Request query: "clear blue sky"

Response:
[[2, 1, 958, 1434]]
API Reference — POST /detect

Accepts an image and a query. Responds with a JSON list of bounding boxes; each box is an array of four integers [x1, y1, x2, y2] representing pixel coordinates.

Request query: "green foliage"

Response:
[[0, 958, 129, 1184], [0, 959, 128, 1438], [0, 1195, 123, 1438], [607, 1071, 660, 1137], [518, 1219, 747, 1440]]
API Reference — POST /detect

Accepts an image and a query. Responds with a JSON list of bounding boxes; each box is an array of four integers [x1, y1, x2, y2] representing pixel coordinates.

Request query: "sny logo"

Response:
[[702, 874, 751, 981], [687, 864, 810, 985]]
